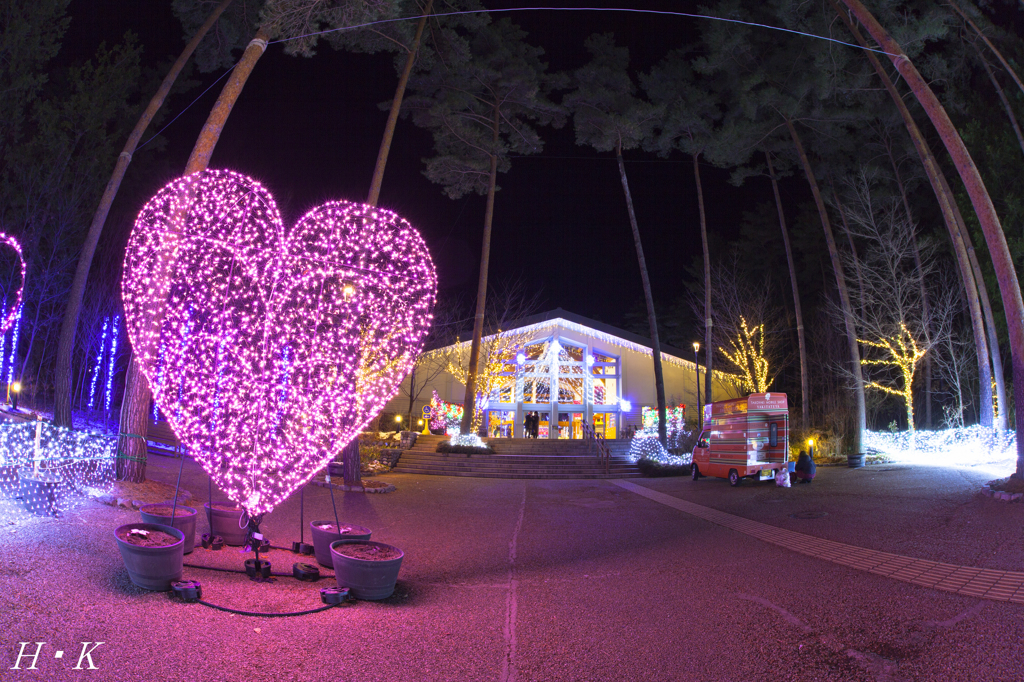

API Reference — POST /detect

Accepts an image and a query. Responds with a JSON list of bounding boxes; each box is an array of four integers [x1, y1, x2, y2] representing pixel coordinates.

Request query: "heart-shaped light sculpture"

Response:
[[0, 232, 26, 334], [122, 170, 436, 515]]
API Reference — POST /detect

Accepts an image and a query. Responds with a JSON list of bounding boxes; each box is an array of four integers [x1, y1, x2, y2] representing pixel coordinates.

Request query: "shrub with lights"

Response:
[[864, 425, 1016, 470], [122, 169, 436, 519], [427, 390, 463, 434], [628, 404, 692, 466], [0, 420, 116, 518]]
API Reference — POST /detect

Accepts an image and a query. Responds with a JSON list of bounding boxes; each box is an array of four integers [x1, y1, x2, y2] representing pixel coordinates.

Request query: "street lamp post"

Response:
[[692, 342, 701, 430]]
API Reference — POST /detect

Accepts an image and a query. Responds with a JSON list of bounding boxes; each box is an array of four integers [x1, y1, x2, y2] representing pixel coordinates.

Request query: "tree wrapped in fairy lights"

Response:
[[122, 169, 436, 516], [719, 317, 772, 394], [437, 326, 532, 432]]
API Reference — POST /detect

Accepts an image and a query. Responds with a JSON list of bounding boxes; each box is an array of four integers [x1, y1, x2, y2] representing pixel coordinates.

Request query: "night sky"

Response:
[[63, 1, 783, 330]]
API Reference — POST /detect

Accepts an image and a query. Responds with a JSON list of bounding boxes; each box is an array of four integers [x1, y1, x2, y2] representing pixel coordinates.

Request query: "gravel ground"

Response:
[[1, 456, 1023, 681]]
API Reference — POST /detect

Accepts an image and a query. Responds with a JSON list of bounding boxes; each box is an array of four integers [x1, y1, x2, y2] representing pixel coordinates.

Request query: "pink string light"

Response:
[[122, 170, 436, 516]]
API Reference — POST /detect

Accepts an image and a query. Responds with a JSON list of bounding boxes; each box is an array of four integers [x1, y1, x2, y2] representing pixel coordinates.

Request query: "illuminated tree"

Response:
[[439, 326, 532, 431], [837, 171, 949, 433], [831, 1, 1001, 432], [838, 0, 1024, 477], [699, 256, 786, 397], [859, 324, 926, 434], [720, 317, 771, 394]]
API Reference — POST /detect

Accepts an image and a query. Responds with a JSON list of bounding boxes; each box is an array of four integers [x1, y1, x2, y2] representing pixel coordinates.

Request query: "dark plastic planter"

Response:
[[140, 504, 198, 554], [115, 522, 184, 591], [310, 521, 371, 567], [204, 502, 248, 546], [330, 540, 403, 600], [847, 453, 867, 469], [18, 468, 61, 515]]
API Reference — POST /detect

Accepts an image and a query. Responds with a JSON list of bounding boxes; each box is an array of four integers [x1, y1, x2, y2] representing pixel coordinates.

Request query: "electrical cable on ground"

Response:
[[195, 600, 341, 617]]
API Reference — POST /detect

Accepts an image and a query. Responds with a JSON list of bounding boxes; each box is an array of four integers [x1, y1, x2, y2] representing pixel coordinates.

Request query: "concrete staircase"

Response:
[[392, 434, 642, 479]]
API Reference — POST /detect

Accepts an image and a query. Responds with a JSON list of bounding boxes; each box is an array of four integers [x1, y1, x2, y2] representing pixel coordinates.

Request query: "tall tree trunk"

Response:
[[619, 140, 667, 446], [888, 152, 934, 428], [117, 25, 270, 483], [52, 0, 233, 428], [458, 104, 500, 436], [407, 364, 417, 426], [950, 0, 1024, 98], [950, 174, 1006, 429], [833, 0, 998, 429], [366, 0, 433, 207], [695, 153, 712, 414], [831, 190, 865, 313], [840, 0, 1024, 473], [341, 439, 361, 487], [973, 44, 1024, 159], [785, 116, 865, 453], [766, 151, 809, 430]]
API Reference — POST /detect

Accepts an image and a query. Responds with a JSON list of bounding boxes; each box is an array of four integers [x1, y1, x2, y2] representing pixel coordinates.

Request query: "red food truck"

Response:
[[691, 393, 789, 486]]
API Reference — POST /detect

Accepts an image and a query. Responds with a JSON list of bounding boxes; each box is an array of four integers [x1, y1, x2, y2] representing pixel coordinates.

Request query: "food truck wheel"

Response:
[[728, 469, 741, 487], [691, 464, 700, 481]]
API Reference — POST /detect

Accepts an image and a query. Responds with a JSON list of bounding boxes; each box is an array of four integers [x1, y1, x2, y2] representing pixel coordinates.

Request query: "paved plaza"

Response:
[[2, 456, 1023, 681]]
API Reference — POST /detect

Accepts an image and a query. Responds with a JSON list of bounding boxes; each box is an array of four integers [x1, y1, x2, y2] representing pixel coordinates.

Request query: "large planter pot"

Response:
[[18, 468, 61, 515], [204, 502, 248, 546], [141, 503, 198, 554], [848, 453, 866, 469], [115, 522, 184, 591], [310, 521, 371, 567], [330, 540, 403, 600]]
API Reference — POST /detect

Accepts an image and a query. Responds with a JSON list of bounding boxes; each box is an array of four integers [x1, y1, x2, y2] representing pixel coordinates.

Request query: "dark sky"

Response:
[[63, 1, 778, 329]]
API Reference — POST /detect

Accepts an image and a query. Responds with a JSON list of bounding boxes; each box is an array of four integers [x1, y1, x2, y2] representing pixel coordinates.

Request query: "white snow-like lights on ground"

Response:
[[863, 426, 1016, 474]]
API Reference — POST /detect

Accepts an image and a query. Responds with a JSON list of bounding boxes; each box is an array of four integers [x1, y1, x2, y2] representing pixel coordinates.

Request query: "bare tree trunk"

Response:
[[695, 153, 713, 412], [341, 439, 361, 487], [407, 364, 416, 426], [833, 0, 998, 429], [888, 154, 934, 428], [950, 0, 1024, 98], [951, 176, 1006, 429], [840, 0, 1024, 474], [117, 25, 270, 483], [52, 0, 233, 428], [785, 116, 865, 453], [974, 45, 1024, 159], [766, 151, 809, 430], [366, 0, 433, 207], [459, 105, 500, 436], [832, 191, 865, 313], [618, 140, 667, 446]]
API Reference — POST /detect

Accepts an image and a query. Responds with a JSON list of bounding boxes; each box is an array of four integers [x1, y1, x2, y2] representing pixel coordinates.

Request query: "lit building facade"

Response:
[[385, 309, 743, 439]]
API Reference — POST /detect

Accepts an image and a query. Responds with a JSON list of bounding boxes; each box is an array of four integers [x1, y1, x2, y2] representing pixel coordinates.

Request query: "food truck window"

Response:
[[769, 423, 778, 448], [697, 432, 710, 449]]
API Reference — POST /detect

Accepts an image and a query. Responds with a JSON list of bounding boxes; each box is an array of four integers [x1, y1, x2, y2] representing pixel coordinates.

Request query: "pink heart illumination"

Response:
[[122, 169, 436, 515]]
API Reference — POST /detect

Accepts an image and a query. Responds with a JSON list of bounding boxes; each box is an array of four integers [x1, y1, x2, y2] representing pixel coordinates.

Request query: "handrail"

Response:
[[581, 421, 610, 474]]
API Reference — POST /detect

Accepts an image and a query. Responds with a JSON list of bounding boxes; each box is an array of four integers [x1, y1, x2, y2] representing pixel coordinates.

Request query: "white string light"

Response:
[[0, 420, 116, 519]]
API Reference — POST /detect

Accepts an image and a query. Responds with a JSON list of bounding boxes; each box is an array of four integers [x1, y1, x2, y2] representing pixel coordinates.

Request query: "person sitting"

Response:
[[794, 450, 816, 484]]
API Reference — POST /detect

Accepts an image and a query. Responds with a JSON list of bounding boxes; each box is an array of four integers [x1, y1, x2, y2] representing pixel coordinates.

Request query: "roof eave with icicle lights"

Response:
[[422, 309, 743, 385]]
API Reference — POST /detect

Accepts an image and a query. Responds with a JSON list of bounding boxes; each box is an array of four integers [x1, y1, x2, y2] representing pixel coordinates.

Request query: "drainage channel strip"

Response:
[[611, 480, 1024, 604]]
